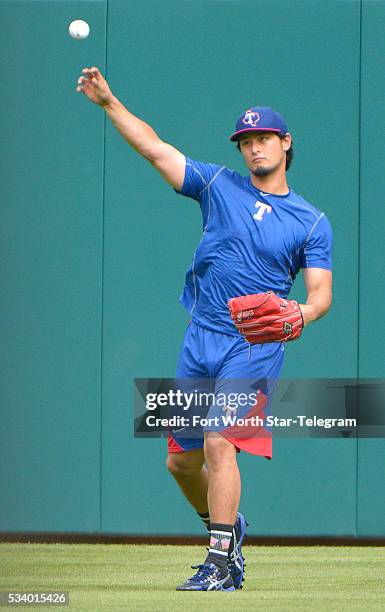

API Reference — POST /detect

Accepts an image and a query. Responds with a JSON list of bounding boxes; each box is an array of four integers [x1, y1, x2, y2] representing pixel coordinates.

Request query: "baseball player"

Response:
[[77, 67, 333, 592]]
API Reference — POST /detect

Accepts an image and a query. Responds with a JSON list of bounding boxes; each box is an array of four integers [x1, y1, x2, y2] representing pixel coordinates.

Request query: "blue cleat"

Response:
[[176, 562, 235, 591], [228, 512, 248, 589]]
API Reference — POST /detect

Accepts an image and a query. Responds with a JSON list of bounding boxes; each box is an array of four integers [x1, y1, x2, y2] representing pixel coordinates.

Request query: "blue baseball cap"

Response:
[[230, 106, 288, 141]]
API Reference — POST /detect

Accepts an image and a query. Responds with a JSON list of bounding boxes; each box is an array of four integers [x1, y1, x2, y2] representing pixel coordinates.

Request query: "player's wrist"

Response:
[[102, 94, 118, 110], [299, 303, 317, 326]]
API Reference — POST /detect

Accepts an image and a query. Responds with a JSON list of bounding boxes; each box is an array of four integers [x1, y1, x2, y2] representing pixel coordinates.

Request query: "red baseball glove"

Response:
[[228, 291, 304, 344]]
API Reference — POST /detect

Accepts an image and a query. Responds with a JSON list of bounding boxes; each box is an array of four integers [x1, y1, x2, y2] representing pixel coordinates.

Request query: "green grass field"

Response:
[[1, 544, 384, 611]]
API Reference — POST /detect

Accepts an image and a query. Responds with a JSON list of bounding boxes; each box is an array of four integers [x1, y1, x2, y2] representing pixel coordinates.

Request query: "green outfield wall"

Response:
[[0, 0, 384, 537]]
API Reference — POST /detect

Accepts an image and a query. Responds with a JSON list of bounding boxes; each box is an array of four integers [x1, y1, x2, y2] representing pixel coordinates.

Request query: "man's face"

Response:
[[238, 131, 291, 177]]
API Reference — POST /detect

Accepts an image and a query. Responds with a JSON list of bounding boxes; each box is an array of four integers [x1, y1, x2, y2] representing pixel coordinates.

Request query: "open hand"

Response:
[[76, 66, 114, 107]]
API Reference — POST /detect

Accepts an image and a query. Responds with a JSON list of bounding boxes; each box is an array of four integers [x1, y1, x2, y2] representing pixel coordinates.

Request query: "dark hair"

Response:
[[236, 133, 294, 171]]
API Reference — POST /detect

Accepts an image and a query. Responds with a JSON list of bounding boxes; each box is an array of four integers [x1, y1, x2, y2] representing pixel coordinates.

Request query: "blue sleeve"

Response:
[[300, 213, 333, 270], [175, 157, 222, 202]]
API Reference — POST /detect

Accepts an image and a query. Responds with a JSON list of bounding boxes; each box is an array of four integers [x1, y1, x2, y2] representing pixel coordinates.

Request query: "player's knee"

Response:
[[204, 435, 236, 469], [166, 452, 203, 476]]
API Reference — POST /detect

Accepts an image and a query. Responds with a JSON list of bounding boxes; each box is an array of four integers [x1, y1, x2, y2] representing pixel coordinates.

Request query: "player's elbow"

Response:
[[139, 139, 165, 163], [150, 145, 186, 191], [326, 292, 332, 313], [303, 289, 332, 325], [315, 291, 332, 320], [323, 287, 332, 313]]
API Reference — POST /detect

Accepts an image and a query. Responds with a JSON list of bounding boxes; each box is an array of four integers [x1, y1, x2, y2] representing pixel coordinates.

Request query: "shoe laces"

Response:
[[189, 563, 216, 582], [228, 539, 241, 562]]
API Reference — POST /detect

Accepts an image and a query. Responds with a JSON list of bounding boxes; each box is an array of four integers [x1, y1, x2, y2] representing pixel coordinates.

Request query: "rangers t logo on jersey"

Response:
[[242, 109, 260, 127], [253, 201, 272, 222]]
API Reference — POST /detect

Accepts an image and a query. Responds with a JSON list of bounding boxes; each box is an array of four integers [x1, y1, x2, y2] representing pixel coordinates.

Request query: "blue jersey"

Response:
[[176, 157, 333, 336]]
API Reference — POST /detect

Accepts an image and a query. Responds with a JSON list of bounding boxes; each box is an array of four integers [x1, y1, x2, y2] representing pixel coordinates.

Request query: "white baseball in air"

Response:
[[68, 20, 90, 40]]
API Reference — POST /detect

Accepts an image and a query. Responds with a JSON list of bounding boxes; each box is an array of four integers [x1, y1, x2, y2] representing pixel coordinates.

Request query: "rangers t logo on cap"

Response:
[[242, 109, 260, 127], [229, 106, 288, 141]]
